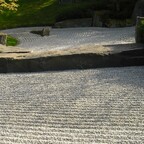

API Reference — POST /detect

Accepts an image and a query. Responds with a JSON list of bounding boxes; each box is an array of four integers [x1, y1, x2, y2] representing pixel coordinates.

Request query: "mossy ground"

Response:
[[139, 19, 144, 30], [0, 0, 97, 29], [0, 0, 136, 30], [6, 35, 18, 46]]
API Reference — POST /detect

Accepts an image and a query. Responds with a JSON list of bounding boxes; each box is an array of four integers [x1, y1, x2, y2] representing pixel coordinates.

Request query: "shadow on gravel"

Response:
[[0, 44, 144, 73], [30, 30, 44, 36]]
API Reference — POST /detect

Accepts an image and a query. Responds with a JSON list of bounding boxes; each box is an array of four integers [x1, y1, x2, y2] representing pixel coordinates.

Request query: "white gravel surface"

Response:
[[2, 27, 135, 51], [0, 66, 144, 143]]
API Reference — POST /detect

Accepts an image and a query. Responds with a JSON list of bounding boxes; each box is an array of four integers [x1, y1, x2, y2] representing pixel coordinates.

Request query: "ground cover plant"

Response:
[[0, 0, 138, 29], [6, 35, 18, 46], [0, 0, 18, 11], [138, 18, 144, 31], [136, 17, 144, 43]]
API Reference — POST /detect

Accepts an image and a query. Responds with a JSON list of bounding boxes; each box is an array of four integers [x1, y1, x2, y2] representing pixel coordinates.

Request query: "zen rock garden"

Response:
[[0, 0, 144, 144]]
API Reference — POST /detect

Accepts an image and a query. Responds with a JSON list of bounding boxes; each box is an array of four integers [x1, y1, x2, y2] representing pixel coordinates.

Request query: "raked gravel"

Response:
[[2, 27, 135, 51], [0, 66, 144, 143]]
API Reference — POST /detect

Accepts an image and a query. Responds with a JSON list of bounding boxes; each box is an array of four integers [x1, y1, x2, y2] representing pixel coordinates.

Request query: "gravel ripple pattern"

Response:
[[2, 27, 135, 51], [0, 66, 144, 143]]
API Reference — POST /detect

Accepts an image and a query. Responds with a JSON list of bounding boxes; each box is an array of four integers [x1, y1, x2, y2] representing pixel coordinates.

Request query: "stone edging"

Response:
[[0, 48, 143, 73]]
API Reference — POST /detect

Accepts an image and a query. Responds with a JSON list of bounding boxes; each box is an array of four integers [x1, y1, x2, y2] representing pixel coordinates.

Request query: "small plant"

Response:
[[136, 17, 144, 43], [6, 35, 18, 46], [138, 19, 144, 31]]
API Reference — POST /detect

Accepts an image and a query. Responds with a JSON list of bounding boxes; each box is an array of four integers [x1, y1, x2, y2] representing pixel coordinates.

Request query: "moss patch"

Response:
[[138, 19, 144, 31], [6, 35, 18, 46]]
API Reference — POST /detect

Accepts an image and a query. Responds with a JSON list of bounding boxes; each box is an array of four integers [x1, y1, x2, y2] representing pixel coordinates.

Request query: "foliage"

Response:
[[137, 19, 144, 35], [107, 19, 132, 27], [0, 0, 18, 12], [0, 0, 138, 29], [108, 0, 138, 19], [6, 35, 18, 46]]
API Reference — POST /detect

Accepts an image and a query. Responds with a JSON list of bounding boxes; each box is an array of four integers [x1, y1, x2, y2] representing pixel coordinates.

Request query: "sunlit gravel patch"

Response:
[[2, 27, 135, 51]]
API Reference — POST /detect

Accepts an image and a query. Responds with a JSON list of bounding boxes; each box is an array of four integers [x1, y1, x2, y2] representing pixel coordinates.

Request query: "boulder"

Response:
[[0, 33, 7, 45], [135, 16, 144, 43], [41, 28, 50, 36]]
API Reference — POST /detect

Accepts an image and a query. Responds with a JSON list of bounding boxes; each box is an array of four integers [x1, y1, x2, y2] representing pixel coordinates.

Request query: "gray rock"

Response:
[[0, 33, 7, 45], [41, 28, 50, 36]]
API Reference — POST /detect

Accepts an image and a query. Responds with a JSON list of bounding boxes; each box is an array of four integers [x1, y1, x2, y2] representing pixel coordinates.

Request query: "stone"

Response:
[[132, 0, 144, 24], [41, 28, 50, 36], [135, 16, 144, 43], [0, 33, 7, 45]]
